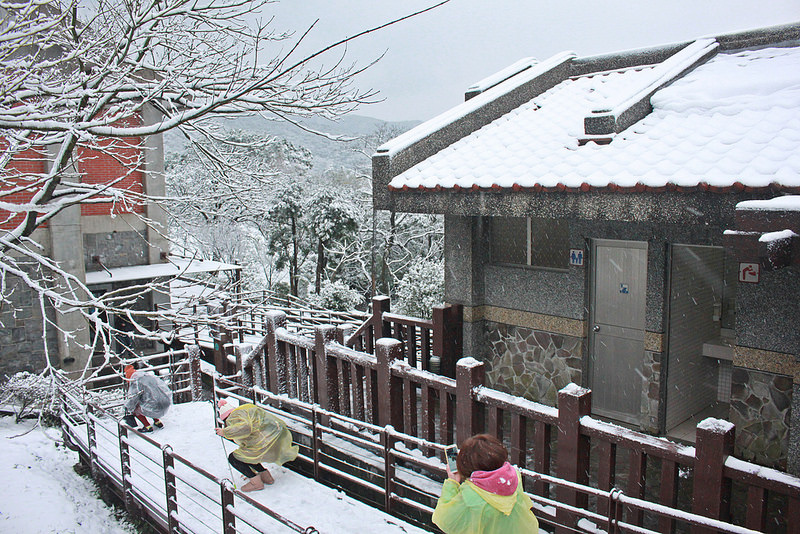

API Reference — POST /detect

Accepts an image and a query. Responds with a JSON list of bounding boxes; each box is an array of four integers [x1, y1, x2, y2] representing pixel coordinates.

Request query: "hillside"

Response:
[[165, 114, 420, 176]]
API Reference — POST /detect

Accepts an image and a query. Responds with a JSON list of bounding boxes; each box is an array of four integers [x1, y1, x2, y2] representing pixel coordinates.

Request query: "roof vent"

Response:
[[584, 39, 719, 136]]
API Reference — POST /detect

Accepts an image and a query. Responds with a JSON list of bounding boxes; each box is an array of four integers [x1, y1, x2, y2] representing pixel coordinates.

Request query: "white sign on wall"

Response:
[[738, 262, 760, 283], [569, 249, 584, 266]]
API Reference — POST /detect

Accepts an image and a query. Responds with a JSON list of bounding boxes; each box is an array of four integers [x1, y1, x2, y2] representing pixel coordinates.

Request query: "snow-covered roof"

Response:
[[387, 44, 800, 193], [85, 257, 240, 285]]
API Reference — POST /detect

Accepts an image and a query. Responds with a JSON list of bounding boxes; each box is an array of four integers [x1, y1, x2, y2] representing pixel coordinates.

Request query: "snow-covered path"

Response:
[[62, 401, 430, 533]]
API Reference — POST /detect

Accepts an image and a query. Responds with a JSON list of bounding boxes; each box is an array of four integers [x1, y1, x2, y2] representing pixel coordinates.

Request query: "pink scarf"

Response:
[[469, 462, 518, 496]]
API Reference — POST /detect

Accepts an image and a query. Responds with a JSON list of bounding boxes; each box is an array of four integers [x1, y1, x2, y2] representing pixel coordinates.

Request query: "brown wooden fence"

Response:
[[216, 315, 800, 534]]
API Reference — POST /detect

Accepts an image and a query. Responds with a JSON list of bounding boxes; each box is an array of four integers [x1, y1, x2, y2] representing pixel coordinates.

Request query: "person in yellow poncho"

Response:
[[215, 398, 299, 492], [432, 434, 539, 533]]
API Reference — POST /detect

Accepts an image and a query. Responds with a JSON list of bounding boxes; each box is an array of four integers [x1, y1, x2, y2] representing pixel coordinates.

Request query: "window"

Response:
[[491, 217, 568, 270]]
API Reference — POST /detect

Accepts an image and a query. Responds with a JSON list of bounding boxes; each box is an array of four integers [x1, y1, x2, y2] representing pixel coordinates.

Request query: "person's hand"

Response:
[[446, 464, 461, 483], [215, 427, 225, 436]]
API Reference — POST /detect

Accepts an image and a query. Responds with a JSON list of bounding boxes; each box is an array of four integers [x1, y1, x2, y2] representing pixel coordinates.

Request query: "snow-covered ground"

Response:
[[0, 416, 136, 533], [1, 402, 431, 534]]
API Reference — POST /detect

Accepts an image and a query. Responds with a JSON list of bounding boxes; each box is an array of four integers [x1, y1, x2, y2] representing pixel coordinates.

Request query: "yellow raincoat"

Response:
[[221, 404, 298, 466], [432, 472, 539, 533]]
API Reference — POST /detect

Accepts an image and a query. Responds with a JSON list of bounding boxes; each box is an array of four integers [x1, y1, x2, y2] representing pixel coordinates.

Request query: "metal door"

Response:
[[589, 239, 648, 424]]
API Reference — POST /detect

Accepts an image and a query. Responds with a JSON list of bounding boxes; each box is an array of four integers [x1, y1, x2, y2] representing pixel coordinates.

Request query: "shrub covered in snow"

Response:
[[0, 371, 60, 424], [394, 259, 444, 319], [307, 280, 363, 312]]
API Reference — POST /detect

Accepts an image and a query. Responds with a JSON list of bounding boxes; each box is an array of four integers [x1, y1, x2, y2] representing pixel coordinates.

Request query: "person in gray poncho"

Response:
[[122, 365, 172, 432]]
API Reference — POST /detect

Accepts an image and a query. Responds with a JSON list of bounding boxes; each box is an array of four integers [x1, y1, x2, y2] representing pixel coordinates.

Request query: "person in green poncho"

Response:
[[432, 434, 539, 533], [215, 397, 299, 492]]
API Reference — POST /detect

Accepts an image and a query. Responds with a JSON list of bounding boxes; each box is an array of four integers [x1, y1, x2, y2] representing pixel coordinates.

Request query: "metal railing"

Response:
[[58, 364, 319, 534]]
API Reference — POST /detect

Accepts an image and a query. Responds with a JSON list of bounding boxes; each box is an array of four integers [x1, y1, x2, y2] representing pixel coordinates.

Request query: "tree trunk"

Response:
[[290, 217, 299, 297], [315, 240, 325, 294]]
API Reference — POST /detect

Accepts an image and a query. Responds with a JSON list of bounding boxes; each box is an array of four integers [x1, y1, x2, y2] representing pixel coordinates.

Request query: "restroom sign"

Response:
[[739, 262, 760, 283], [569, 249, 584, 266]]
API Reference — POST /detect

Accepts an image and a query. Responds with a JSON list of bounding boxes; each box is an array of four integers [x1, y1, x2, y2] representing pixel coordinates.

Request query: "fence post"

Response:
[[556, 384, 591, 534], [235, 345, 250, 388], [187, 344, 203, 401], [220, 480, 236, 534], [376, 338, 404, 434], [265, 310, 286, 394], [87, 403, 99, 479], [371, 296, 391, 351], [162, 445, 179, 534], [118, 423, 135, 514], [315, 325, 338, 414], [335, 324, 353, 345], [692, 418, 734, 534], [433, 303, 463, 378], [455, 357, 484, 445]]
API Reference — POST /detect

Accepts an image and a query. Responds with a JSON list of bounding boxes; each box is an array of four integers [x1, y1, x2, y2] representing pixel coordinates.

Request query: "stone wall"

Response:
[[483, 321, 582, 407], [729, 367, 792, 469], [0, 272, 59, 375], [84, 230, 148, 270]]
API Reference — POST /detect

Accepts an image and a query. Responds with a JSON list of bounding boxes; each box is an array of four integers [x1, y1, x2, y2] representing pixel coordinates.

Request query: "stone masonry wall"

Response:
[[730, 367, 792, 469], [483, 321, 582, 407], [0, 271, 59, 375], [84, 230, 148, 271]]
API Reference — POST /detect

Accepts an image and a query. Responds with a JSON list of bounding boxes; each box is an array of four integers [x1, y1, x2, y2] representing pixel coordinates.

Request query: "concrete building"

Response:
[[373, 23, 800, 469], [1, 106, 171, 375]]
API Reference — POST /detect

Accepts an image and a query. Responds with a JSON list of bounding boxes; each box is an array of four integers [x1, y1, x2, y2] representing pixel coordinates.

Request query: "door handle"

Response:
[[593, 325, 600, 332]]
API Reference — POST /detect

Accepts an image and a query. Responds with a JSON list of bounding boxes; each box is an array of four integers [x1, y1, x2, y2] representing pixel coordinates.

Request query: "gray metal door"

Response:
[[590, 239, 647, 424]]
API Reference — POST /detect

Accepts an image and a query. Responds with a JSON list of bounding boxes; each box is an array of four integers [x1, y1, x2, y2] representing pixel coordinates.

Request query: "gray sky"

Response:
[[268, 1, 800, 122]]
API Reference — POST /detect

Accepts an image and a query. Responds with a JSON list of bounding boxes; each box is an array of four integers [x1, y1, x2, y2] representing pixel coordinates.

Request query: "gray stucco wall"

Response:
[[446, 215, 732, 332], [444, 210, 739, 434], [736, 267, 800, 355]]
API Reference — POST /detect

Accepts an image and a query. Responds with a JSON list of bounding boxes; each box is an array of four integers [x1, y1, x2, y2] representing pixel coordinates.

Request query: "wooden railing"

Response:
[[231, 321, 800, 533], [216, 372, 768, 533], [58, 341, 780, 533], [344, 296, 462, 377]]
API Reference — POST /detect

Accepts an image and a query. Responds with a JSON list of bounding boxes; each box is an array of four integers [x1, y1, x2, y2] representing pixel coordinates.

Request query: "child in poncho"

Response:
[[215, 398, 299, 492], [432, 434, 539, 533], [122, 365, 172, 432]]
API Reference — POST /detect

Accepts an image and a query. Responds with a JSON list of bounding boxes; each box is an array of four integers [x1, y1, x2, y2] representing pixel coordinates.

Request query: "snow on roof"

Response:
[[737, 195, 800, 211], [758, 229, 797, 242], [388, 45, 800, 192], [85, 257, 240, 285]]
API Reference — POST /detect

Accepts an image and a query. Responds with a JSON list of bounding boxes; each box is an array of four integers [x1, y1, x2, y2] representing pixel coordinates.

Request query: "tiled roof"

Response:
[[388, 46, 800, 194]]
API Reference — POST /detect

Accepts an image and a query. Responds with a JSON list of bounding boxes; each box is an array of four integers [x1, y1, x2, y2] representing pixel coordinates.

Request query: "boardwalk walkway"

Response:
[[64, 400, 430, 534]]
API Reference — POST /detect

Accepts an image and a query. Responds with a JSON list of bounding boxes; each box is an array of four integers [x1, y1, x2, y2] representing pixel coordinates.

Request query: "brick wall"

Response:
[[1, 116, 146, 230], [78, 136, 145, 217], [0, 144, 48, 230]]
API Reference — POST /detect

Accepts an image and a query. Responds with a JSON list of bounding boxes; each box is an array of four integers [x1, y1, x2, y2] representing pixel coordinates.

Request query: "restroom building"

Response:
[[372, 23, 800, 468]]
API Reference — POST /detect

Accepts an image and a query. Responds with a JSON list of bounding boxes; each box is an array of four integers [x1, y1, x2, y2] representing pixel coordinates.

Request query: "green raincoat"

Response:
[[432, 472, 539, 534], [221, 404, 298, 466]]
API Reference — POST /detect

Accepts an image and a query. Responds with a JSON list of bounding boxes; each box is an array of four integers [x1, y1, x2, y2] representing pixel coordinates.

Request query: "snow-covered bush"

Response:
[[394, 259, 444, 319], [307, 280, 363, 312], [0, 372, 60, 424]]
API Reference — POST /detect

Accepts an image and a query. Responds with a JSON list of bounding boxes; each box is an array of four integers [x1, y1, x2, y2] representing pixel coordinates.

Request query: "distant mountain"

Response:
[[165, 114, 420, 175]]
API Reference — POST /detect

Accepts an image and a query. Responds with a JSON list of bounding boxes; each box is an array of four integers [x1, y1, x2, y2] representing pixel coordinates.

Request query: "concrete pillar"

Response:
[[444, 215, 488, 358], [141, 105, 169, 265], [45, 144, 90, 373]]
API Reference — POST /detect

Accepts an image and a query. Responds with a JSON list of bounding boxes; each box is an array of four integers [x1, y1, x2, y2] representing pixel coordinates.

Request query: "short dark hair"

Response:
[[456, 434, 508, 479]]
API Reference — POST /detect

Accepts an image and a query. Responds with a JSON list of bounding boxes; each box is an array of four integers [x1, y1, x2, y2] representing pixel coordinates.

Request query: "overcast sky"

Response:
[[268, 1, 800, 122]]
